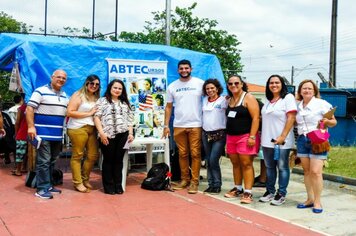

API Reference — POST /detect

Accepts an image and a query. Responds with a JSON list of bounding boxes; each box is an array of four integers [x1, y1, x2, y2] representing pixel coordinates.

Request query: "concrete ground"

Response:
[[199, 157, 356, 236], [1, 155, 355, 236]]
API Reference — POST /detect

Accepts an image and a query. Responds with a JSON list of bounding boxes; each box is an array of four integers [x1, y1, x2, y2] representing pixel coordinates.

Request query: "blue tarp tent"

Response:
[[0, 33, 224, 100]]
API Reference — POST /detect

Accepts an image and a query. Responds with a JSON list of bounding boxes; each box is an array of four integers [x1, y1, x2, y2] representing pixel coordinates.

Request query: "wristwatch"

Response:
[[249, 135, 256, 140]]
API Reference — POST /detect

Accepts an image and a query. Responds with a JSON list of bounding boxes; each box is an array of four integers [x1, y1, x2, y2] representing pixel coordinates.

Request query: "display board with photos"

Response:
[[107, 59, 167, 149]]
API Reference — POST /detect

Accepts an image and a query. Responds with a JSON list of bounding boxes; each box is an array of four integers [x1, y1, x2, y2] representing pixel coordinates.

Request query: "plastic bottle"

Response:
[[274, 144, 280, 161]]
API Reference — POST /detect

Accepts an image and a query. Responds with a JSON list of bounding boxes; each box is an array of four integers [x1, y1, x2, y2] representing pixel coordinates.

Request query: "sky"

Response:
[[1, 0, 355, 87]]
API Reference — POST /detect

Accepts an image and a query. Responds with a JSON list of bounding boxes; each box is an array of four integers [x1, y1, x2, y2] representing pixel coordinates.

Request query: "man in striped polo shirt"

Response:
[[26, 69, 69, 199]]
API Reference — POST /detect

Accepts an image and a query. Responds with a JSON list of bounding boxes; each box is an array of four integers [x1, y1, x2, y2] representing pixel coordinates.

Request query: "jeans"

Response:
[[262, 147, 291, 196], [36, 140, 62, 192], [202, 131, 225, 188], [100, 131, 128, 193], [173, 127, 202, 185], [67, 125, 99, 186]]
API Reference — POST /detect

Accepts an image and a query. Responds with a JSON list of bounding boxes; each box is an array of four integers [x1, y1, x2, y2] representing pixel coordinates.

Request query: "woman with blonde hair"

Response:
[[67, 75, 101, 193], [295, 79, 336, 213]]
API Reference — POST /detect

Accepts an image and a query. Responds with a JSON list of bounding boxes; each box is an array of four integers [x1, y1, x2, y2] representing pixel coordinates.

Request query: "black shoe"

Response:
[[203, 186, 213, 193], [115, 185, 124, 194], [253, 181, 266, 188], [209, 187, 221, 195], [104, 191, 116, 195]]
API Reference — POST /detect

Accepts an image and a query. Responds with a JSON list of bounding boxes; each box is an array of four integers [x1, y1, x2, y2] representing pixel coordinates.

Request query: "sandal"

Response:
[[74, 184, 90, 193], [11, 170, 22, 176]]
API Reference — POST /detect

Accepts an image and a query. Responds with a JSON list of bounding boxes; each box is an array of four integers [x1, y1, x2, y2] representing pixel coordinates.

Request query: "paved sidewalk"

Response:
[[1, 157, 355, 236], [0, 161, 322, 236], [199, 157, 356, 236]]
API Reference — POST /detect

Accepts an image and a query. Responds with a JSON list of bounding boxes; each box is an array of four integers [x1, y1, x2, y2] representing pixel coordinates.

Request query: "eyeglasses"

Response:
[[228, 82, 240, 86], [55, 76, 67, 80], [89, 82, 100, 87]]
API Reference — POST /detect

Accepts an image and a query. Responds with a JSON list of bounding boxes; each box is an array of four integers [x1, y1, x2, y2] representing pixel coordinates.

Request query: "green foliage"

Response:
[[0, 11, 32, 33], [0, 71, 17, 104], [324, 146, 356, 178], [119, 2, 243, 77]]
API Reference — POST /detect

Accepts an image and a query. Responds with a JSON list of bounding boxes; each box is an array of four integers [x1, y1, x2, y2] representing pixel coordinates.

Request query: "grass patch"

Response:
[[324, 146, 356, 178]]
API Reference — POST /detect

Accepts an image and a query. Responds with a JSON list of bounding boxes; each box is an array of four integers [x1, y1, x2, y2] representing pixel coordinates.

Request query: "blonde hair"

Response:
[[78, 75, 100, 101]]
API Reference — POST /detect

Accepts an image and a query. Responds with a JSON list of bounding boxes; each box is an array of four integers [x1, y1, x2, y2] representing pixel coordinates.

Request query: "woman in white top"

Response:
[[67, 75, 100, 193], [295, 80, 337, 213], [202, 79, 228, 195], [259, 75, 297, 206]]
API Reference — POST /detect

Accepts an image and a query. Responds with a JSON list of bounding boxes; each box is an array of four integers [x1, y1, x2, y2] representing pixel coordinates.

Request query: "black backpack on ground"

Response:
[[25, 168, 63, 188], [141, 163, 171, 191]]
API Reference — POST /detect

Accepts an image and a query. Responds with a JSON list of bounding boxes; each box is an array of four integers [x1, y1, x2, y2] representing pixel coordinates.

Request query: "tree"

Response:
[[0, 11, 32, 33], [119, 3, 243, 77]]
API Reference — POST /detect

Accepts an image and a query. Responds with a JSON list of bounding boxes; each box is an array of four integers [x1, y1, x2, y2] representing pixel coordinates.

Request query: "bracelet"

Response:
[[249, 135, 256, 140], [163, 125, 169, 128], [129, 133, 133, 136]]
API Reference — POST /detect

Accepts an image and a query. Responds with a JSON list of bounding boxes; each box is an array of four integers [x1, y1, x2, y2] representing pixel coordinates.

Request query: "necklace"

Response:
[[231, 92, 243, 107]]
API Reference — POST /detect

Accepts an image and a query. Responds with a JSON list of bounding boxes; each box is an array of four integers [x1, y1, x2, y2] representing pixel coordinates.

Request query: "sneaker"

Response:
[[35, 191, 53, 199], [271, 193, 286, 206], [259, 191, 275, 202], [240, 192, 253, 204], [173, 180, 190, 190], [209, 187, 221, 195], [224, 187, 244, 198], [188, 183, 198, 194], [48, 187, 62, 194], [203, 186, 213, 193]]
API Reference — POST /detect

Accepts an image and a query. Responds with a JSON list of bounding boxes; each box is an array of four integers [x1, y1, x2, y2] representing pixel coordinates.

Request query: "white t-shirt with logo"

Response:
[[202, 96, 228, 131], [166, 77, 204, 127], [261, 93, 297, 149]]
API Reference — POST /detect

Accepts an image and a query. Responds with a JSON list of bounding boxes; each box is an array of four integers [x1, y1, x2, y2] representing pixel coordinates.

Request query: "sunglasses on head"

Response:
[[88, 82, 100, 87], [228, 82, 240, 86]]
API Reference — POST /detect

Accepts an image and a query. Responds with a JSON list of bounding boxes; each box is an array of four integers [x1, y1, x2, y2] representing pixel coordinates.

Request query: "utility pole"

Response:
[[44, 0, 48, 36], [114, 0, 118, 41], [329, 0, 338, 87], [92, 0, 95, 39], [291, 66, 295, 85], [165, 0, 171, 45]]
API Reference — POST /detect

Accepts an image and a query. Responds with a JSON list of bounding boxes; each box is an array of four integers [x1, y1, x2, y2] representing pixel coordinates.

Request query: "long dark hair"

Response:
[[202, 78, 224, 96], [104, 79, 131, 108], [265, 74, 288, 101], [226, 75, 248, 97]]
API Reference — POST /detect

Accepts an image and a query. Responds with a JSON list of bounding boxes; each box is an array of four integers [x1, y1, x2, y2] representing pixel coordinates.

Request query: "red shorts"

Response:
[[226, 133, 260, 155]]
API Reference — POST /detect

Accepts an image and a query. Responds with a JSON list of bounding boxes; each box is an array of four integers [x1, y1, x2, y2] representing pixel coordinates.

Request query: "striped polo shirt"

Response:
[[27, 84, 69, 141]]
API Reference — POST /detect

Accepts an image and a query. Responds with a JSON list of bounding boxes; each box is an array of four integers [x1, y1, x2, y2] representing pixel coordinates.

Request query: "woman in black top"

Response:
[[224, 75, 260, 204]]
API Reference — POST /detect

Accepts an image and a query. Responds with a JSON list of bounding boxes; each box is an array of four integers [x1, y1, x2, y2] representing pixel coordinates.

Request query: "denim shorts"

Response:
[[296, 135, 327, 160]]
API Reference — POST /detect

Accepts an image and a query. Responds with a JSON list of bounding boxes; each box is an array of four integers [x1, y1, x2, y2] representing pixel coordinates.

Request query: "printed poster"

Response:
[[107, 59, 167, 140]]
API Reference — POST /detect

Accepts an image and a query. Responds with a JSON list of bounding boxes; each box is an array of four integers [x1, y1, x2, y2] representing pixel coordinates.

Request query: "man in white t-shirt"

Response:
[[163, 59, 204, 194]]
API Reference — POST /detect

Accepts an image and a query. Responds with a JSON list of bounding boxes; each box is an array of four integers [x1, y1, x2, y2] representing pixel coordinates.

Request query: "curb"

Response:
[[292, 167, 356, 186]]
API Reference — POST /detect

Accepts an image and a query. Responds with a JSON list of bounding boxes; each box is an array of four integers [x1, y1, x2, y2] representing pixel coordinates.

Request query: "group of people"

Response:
[[8, 69, 135, 199], [1, 59, 336, 213], [164, 60, 336, 214]]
